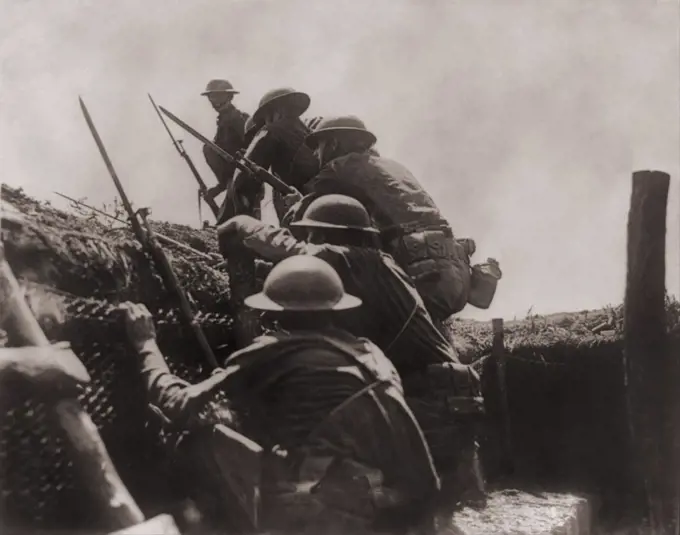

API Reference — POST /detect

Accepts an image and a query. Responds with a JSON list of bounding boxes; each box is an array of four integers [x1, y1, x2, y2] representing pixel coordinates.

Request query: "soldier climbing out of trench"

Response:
[[200, 79, 250, 204], [218, 87, 320, 225], [121, 256, 442, 534], [218, 193, 487, 507], [282, 116, 483, 334]]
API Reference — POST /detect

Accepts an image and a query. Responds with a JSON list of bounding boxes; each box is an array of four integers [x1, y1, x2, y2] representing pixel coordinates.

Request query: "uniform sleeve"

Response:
[[280, 192, 324, 227], [216, 110, 247, 154], [137, 339, 231, 426], [231, 128, 276, 201], [303, 162, 367, 201], [218, 214, 319, 262]]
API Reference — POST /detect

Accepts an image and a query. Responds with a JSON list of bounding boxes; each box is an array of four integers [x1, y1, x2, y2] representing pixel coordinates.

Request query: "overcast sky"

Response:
[[1, 0, 678, 321]]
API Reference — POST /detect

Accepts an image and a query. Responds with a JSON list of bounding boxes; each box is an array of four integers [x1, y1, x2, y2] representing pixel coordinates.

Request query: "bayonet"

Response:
[[78, 97, 219, 369], [148, 94, 220, 218], [158, 105, 295, 195]]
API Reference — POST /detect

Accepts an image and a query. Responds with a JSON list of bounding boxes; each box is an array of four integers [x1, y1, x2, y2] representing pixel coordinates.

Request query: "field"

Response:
[[2, 182, 680, 532]]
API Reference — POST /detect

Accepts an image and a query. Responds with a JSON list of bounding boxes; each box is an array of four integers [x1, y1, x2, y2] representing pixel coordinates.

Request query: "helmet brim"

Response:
[[305, 127, 377, 149], [244, 292, 362, 312], [252, 92, 310, 124], [202, 89, 240, 96], [290, 219, 380, 234]]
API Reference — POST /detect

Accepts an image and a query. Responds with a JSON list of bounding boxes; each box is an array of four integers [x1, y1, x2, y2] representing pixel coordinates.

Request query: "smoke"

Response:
[[1, 0, 679, 320]]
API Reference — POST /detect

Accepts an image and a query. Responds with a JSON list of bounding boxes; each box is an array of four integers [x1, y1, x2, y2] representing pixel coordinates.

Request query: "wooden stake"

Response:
[[623, 170, 673, 533], [492, 318, 514, 476]]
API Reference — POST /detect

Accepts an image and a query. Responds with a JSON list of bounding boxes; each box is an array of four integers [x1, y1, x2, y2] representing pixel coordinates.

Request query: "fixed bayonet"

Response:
[[148, 94, 220, 218], [158, 106, 295, 195]]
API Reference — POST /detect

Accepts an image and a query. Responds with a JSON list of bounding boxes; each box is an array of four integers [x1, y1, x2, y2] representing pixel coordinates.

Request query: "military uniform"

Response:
[[126, 258, 440, 531], [219, 88, 318, 225], [200, 79, 249, 197], [257, 194, 486, 506], [219, 214, 462, 377], [202, 103, 249, 191], [286, 117, 472, 324]]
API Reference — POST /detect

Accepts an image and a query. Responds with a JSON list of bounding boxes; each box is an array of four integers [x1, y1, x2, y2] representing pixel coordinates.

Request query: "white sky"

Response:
[[1, 0, 679, 321]]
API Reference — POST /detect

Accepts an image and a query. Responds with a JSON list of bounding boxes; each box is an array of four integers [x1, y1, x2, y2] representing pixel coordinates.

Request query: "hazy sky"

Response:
[[1, 0, 679, 321]]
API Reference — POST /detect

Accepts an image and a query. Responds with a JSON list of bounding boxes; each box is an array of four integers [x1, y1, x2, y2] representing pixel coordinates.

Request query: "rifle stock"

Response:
[[79, 97, 219, 370], [148, 94, 220, 218]]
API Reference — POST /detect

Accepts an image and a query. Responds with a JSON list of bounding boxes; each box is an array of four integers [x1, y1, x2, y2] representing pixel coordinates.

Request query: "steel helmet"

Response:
[[291, 194, 379, 234], [252, 87, 310, 124], [305, 115, 377, 149], [201, 79, 239, 96], [244, 256, 362, 312]]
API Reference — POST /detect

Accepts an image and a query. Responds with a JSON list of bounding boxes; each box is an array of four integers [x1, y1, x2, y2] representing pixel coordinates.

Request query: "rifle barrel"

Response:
[[148, 96, 219, 217], [148, 93, 184, 155], [79, 97, 145, 241], [158, 106, 295, 195], [78, 98, 219, 370]]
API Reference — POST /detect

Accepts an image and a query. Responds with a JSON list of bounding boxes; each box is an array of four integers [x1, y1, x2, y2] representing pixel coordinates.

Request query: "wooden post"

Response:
[[492, 318, 514, 476], [623, 170, 674, 533]]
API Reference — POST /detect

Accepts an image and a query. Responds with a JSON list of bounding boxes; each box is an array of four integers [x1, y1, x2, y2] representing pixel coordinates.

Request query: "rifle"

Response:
[[148, 94, 220, 219], [78, 97, 219, 370], [158, 106, 296, 195]]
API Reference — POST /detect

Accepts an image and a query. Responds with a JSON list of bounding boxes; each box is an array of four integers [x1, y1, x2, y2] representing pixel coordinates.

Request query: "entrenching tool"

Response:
[[0, 209, 180, 534], [78, 97, 263, 531], [147, 93, 220, 220]]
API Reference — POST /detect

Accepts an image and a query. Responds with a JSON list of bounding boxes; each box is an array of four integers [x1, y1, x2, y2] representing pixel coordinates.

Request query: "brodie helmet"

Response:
[[252, 87, 310, 124], [201, 79, 239, 96], [244, 255, 362, 312], [305, 115, 377, 150], [291, 194, 379, 234]]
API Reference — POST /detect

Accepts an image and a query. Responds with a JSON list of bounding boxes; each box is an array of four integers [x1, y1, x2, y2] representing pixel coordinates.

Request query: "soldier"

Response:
[[218, 87, 319, 224], [200, 79, 250, 202], [218, 195, 486, 506], [121, 256, 441, 532], [283, 116, 476, 331], [219, 195, 467, 378]]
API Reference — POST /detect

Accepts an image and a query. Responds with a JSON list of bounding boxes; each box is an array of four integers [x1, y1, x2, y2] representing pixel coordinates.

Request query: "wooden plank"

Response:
[[492, 317, 514, 476], [623, 170, 674, 533]]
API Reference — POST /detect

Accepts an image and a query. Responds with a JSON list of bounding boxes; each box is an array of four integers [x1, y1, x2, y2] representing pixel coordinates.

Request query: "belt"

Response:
[[381, 221, 453, 243]]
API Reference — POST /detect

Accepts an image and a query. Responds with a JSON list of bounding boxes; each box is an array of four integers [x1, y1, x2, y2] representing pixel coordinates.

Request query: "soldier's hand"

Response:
[[305, 116, 323, 130], [121, 302, 157, 352], [281, 190, 303, 212]]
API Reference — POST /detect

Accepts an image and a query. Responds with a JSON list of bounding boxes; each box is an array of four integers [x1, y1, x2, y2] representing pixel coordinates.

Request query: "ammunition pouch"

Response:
[[387, 227, 469, 282]]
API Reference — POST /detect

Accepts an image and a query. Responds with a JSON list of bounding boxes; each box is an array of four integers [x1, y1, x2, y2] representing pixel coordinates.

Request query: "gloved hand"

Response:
[[121, 301, 157, 353], [281, 190, 303, 213]]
